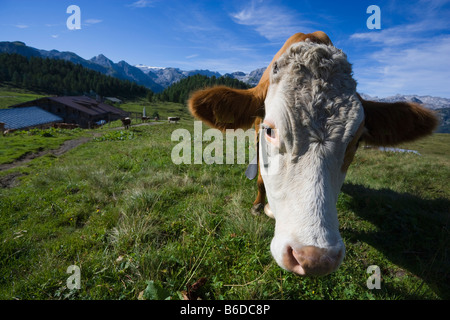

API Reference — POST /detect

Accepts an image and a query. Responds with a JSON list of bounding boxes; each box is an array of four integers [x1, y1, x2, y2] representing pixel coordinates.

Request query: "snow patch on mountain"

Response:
[[360, 93, 450, 110]]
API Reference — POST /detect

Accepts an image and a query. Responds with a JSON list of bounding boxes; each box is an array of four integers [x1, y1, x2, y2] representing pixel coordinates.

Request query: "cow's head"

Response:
[[188, 32, 438, 276]]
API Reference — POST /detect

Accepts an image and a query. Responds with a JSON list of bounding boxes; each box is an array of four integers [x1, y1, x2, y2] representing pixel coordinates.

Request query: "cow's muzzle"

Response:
[[282, 245, 345, 276]]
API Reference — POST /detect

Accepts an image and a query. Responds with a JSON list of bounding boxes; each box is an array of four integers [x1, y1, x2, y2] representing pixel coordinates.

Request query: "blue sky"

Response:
[[1, 0, 449, 97]]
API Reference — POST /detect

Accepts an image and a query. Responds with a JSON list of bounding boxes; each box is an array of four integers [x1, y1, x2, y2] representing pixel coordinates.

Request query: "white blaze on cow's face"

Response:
[[260, 41, 365, 276]]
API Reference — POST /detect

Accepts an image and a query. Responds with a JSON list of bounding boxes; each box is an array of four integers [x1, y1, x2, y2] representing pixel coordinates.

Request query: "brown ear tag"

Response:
[[245, 155, 258, 180]]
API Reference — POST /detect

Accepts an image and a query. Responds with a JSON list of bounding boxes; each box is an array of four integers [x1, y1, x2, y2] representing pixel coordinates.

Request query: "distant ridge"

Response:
[[1, 40, 448, 114], [359, 93, 450, 110], [0, 41, 265, 93]]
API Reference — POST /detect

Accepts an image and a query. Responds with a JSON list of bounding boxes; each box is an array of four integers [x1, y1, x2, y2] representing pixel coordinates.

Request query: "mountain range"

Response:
[[358, 93, 450, 110], [1, 41, 450, 112], [0, 41, 262, 93], [135, 64, 222, 89]]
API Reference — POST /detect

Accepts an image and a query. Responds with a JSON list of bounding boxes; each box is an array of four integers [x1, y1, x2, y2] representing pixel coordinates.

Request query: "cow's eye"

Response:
[[262, 122, 279, 147], [265, 127, 274, 138]]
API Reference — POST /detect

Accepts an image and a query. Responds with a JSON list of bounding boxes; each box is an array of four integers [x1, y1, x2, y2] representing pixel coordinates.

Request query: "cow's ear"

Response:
[[187, 31, 333, 131], [359, 94, 439, 146], [188, 86, 264, 131]]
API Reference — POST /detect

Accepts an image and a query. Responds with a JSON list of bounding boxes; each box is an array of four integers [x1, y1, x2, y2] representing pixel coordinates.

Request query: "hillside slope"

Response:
[[0, 119, 448, 300], [0, 41, 163, 92]]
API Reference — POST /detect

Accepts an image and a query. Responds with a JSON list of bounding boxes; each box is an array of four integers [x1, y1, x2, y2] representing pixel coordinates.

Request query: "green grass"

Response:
[[0, 86, 47, 109], [120, 99, 188, 119], [1, 107, 448, 300], [0, 90, 449, 299], [340, 138, 450, 299], [0, 127, 88, 165]]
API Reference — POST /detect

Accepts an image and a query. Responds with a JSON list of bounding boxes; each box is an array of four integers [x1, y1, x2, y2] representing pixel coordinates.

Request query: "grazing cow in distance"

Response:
[[121, 117, 131, 129], [53, 123, 79, 129], [168, 117, 180, 123], [188, 31, 438, 276]]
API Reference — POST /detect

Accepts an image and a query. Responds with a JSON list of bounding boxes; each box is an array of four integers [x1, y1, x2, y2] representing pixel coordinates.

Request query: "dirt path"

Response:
[[0, 122, 158, 172], [0, 172, 23, 188], [0, 137, 92, 172], [0, 136, 92, 188], [0, 121, 163, 188]]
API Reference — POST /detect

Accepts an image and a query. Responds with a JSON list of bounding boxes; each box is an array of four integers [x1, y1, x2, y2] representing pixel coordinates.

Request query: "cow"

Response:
[[53, 123, 79, 129], [168, 117, 180, 123], [188, 32, 438, 276], [121, 117, 131, 129]]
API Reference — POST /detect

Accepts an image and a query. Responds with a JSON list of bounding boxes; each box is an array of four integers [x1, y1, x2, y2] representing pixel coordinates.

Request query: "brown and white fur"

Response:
[[188, 32, 438, 276]]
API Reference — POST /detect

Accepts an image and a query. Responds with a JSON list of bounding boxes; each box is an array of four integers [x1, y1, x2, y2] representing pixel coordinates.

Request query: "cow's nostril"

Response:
[[283, 246, 306, 275], [283, 245, 343, 276]]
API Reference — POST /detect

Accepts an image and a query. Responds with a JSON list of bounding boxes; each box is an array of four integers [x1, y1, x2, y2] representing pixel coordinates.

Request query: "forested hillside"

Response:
[[436, 108, 450, 133], [155, 74, 251, 104], [0, 53, 150, 99]]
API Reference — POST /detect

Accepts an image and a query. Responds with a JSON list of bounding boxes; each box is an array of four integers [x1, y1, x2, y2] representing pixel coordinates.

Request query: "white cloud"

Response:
[[353, 35, 450, 98], [128, 0, 156, 8], [14, 24, 28, 29], [51, 35, 59, 39], [84, 19, 103, 25], [230, 0, 311, 41], [350, 1, 450, 98], [350, 17, 448, 46]]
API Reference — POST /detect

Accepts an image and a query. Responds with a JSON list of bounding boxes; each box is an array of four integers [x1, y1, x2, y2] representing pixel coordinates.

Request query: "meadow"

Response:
[[0, 94, 449, 300], [0, 87, 46, 109]]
